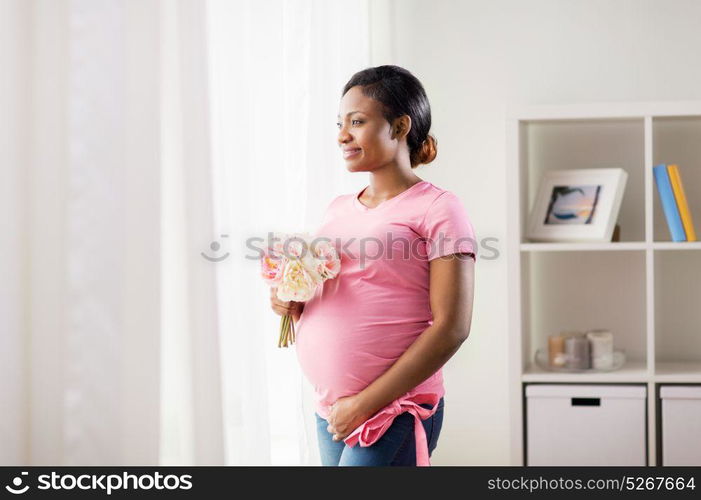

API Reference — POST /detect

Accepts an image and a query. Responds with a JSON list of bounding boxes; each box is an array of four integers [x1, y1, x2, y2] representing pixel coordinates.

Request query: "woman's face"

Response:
[[336, 86, 405, 172]]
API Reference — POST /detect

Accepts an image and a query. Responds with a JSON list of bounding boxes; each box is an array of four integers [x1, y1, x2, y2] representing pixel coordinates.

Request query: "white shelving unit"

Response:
[[506, 101, 701, 466]]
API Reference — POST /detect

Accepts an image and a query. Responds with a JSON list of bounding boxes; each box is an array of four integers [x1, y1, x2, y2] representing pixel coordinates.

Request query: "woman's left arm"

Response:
[[326, 253, 475, 440]]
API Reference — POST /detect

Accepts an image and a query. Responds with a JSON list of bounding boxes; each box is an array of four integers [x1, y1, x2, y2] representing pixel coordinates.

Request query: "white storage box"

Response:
[[660, 385, 701, 466], [526, 384, 647, 465]]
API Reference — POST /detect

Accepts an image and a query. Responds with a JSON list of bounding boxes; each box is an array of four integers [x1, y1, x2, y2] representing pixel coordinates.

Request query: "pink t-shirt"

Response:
[[295, 180, 476, 465]]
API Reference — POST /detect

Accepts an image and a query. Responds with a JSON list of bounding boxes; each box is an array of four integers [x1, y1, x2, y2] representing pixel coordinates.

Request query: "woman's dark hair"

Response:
[[342, 65, 437, 168]]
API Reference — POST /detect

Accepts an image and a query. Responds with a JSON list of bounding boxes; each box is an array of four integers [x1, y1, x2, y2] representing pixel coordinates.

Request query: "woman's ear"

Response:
[[392, 115, 411, 140]]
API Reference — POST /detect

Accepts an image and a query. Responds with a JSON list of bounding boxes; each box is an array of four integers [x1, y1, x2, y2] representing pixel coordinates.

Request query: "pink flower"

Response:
[[261, 232, 343, 348], [312, 240, 341, 279], [261, 250, 286, 286]]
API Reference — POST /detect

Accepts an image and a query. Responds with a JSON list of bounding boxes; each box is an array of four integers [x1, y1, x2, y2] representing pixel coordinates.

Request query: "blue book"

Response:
[[653, 164, 686, 241]]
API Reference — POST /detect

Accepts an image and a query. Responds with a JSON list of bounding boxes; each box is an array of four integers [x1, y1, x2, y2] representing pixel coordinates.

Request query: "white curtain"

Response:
[[1, 0, 372, 465], [1, 0, 164, 465], [204, 0, 372, 465]]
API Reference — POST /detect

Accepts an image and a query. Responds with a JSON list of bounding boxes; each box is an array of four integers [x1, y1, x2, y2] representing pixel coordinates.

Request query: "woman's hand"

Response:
[[269, 287, 304, 323], [326, 394, 375, 441]]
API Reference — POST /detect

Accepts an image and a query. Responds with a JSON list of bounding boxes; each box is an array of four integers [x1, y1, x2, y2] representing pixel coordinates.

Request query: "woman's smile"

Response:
[[343, 148, 362, 159]]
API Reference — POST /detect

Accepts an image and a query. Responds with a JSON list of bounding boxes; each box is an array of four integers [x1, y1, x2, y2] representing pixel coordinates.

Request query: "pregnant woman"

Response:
[[269, 65, 476, 466]]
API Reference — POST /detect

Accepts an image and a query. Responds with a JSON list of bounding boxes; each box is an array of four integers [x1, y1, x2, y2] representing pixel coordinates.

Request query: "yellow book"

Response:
[[667, 164, 697, 241]]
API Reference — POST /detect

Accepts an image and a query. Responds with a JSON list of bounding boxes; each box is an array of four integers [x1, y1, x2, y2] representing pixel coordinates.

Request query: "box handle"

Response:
[[571, 397, 600, 406]]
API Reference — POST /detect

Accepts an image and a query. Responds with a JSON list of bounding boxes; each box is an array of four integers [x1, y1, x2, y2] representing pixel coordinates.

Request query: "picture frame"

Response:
[[526, 168, 628, 242]]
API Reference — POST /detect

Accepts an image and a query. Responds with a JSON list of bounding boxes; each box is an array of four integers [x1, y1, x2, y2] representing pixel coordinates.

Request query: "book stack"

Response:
[[653, 164, 697, 242]]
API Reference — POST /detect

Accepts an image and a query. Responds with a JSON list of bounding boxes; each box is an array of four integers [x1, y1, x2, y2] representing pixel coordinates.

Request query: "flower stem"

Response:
[[283, 314, 290, 347], [277, 313, 297, 348], [279, 315, 287, 348]]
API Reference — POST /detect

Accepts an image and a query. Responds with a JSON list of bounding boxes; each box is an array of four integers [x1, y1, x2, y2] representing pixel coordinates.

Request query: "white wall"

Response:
[[378, 0, 701, 465]]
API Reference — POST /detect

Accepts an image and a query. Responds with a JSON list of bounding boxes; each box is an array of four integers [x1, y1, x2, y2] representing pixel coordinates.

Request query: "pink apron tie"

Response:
[[342, 395, 440, 466]]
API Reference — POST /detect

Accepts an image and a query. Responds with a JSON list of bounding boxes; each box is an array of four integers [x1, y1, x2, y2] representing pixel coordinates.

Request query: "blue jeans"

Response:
[[314, 397, 444, 466]]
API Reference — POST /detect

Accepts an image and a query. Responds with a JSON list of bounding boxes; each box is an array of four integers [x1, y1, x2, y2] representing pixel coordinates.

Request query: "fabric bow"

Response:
[[343, 394, 440, 466]]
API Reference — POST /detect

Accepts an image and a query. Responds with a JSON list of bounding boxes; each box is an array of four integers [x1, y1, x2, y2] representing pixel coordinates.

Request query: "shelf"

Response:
[[522, 251, 647, 366], [522, 361, 701, 383], [508, 103, 701, 466], [654, 250, 701, 372], [520, 242, 701, 252], [654, 362, 701, 382], [652, 116, 701, 243], [651, 242, 701, 250], [520, 118, 646, 243], [521, 242, 647, 252], [522, 360, 648, 382]]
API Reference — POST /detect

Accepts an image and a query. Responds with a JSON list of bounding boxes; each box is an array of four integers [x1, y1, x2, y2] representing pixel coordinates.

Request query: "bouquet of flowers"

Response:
[[260, 232, 341, 347]]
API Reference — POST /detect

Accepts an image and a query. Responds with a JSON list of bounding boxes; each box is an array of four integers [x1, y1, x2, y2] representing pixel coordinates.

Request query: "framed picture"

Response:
[[526, 168, 628, 242]]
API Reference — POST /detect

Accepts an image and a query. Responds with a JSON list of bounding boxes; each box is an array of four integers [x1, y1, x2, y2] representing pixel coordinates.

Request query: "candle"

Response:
[[565, 332, 590, 369], [548, 334, 567, 368], [586, 329, 614, 370]]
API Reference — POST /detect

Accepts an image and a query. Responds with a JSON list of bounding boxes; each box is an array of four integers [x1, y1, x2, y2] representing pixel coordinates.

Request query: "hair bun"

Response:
[[413, 134, 437, 167]]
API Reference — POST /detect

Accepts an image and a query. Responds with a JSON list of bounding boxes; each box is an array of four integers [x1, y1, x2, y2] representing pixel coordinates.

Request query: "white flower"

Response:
[[277, 259, 318, 302]]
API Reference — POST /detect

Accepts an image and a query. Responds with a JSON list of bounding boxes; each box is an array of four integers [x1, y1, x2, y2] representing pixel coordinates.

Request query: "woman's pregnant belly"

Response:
[[295, 311, 428, 404]]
